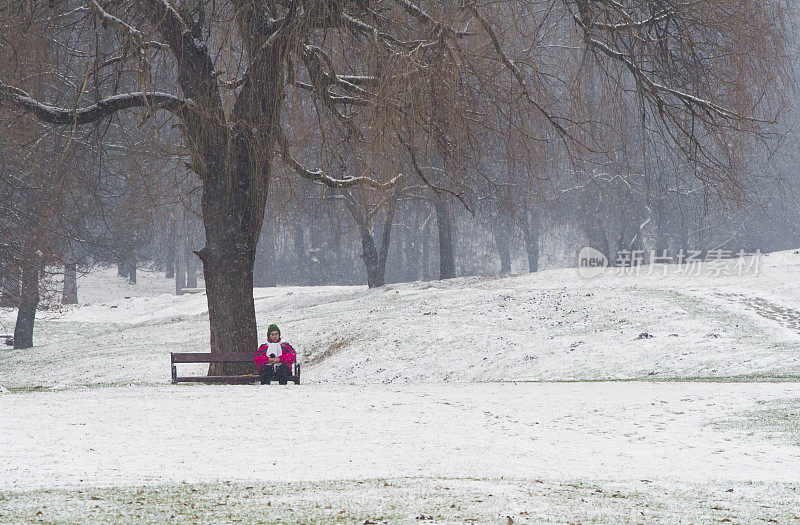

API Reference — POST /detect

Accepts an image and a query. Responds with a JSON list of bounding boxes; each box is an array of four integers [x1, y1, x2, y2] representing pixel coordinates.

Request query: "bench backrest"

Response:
[[171, 352, 254, 363]]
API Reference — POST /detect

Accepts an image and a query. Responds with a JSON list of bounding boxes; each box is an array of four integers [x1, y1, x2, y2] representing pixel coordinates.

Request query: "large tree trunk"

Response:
[[330, 227, 343, 284], [308, 228, 325, 286], [583, 192, 610, 263], [676, 191, 691, 256], [201, 251, 259, 375], [404, 225, 421, 282], [348, 206, 381, 288], [62, 259, 78, 304], [372, 193, 398, 287], [422, 221, 432, 281], [175, 208, 185, 296], [347, 186, 398, 288], [361, 232, 380, 288], [492, 209, 513, 276], [581, 61, 610, 265], [433, 197, 455, 279], [185, 216, 198, 288], [13, 255, 40, 349], [165, 217, 176, 279], [127, 262, 137, 284], [197, 189, 264, 374], [521, 208, 540, 273]]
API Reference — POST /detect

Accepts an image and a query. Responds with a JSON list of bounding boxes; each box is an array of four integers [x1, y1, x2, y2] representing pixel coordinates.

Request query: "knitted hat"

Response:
[[267, 324, 280, 336]]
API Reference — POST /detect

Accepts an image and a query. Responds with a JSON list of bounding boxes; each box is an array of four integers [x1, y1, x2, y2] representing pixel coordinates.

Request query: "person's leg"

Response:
[[276, 363, 291, 385], [260, 366, 275, 385]]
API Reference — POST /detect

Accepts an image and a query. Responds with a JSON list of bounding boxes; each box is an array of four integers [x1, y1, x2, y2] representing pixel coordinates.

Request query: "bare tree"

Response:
[[1, 0, 789, 371]]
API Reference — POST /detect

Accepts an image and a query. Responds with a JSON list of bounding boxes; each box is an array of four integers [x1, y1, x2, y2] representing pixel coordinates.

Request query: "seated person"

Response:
[[253, 324, 296, 385]]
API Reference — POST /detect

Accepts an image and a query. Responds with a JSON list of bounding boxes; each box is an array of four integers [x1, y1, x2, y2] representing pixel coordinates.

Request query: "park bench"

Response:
[[170, 352, 300, 385], [1, 334, 12, 346]]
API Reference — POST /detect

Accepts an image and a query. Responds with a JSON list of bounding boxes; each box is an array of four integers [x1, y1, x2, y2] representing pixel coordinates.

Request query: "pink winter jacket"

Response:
[[253, 341, 296, 371]]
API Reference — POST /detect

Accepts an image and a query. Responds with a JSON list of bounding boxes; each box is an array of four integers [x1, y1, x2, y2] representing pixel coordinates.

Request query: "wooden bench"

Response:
[[170, 352, 300, 385]]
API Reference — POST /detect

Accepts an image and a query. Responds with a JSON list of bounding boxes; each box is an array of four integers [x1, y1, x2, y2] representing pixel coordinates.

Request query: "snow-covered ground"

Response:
[[2, 253, 800, 522], [2, 251, 800, 387]]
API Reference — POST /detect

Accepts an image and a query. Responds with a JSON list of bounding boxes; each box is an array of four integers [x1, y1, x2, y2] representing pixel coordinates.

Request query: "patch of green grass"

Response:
[[627, 287, 765, 336], [0, 478, 482, 524], [498, 375, 800, 384], [3, 381, 166, 393], [4, 385, 54, 393], [710, 398, 800, 445], [1, 477, 798, 524], [72, 380, 167, 389]]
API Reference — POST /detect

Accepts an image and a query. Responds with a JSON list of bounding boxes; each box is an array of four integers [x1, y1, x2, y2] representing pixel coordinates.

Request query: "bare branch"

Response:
[[275, 127, 401, 190], [340, 12, 448, 51], [391, 0, 472, 37], [300, 45, 364, 131], [465, 4, 574, 142], [399, 133, 471, 212], [571, 4, 679, 33], [89, 0, 143, 39], [0, 82, 193, 125], [88, 1, 166, 50], [583, 35, 748, 122]]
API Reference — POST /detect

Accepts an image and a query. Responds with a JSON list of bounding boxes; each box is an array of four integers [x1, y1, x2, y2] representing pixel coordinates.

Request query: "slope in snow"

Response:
[[1, 251, 800, 388]]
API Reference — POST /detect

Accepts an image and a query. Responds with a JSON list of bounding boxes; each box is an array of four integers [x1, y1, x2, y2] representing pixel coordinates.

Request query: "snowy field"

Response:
[[2, 253, 800, 523]]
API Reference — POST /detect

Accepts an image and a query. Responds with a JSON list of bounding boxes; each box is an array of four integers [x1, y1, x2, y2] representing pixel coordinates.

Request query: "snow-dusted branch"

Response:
[[568, 1, 756, 125], [88, 0, 143, 39], [0, 83, 193, 125], [87, 1, 165, 50], [571, 5, 678, 33], [392, 0, 435, 25], [391, 0, 472, 38], [275, 127, 401, 190], [339, 13, 412, 53], [582, 35, 746, 122]]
